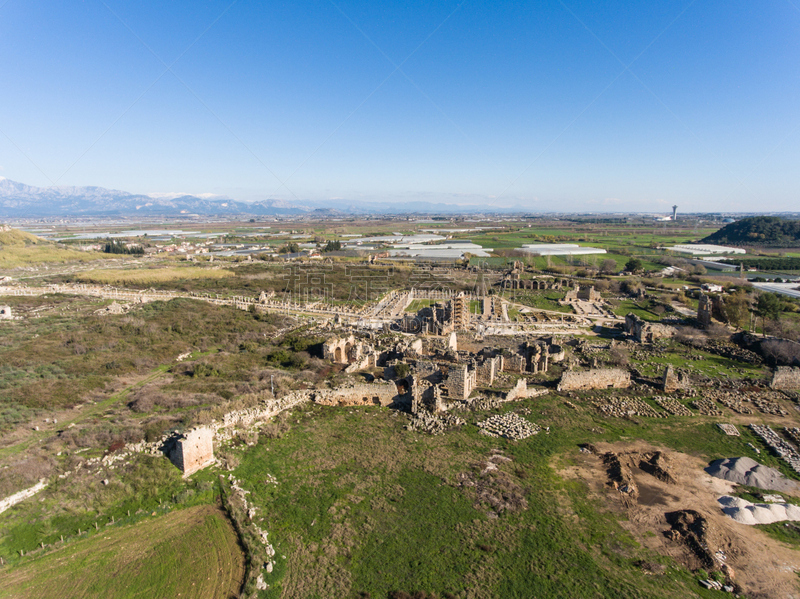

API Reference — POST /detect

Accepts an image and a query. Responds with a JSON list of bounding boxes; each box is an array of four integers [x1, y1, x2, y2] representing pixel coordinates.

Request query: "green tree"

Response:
[[722, 289, 750, 330], [624, 258, 643, 273], [600, 259, 618, 274], [756, 292, 783, 335]]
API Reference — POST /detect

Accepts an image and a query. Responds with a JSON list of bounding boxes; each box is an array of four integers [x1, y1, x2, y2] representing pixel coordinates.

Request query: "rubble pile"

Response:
[[710, 391, 754, 415], [455, 396, 503, 412], [654, 396, 694, 416], [704, 340, 762, 365], [750, 394, 789, 416], [704, 389, 789, 417], [691, 397, 723, 416], [406, 411, 465, 435], [477, 413, 541, 440], [749, 424, 800, 475], [592, 396, 665, 418], [784, 427, 800, 446]]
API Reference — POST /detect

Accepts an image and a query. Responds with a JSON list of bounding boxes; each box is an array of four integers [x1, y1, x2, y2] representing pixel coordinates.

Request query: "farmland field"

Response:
[[0, 505, 245, 599]]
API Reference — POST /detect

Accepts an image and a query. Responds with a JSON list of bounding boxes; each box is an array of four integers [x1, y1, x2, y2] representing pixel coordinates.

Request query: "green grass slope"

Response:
[[0, 505, 245, 599]]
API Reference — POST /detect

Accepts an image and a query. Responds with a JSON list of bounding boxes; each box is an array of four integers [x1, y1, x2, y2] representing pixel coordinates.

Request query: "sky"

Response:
[[0, 0, 798, 212]]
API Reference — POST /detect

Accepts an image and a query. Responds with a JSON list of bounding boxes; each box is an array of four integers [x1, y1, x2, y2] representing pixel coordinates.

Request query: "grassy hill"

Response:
[[0, 224, 107, 268], [0, 225, 43, 246], [701, 216, 800, 247]]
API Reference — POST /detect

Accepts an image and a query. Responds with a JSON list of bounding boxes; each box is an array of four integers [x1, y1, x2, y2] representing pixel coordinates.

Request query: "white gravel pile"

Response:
[[718, 495, 800, 525], [705, 457, 800, 493]]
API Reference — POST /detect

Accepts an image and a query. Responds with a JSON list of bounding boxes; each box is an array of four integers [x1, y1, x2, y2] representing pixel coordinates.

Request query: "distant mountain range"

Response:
[[0, 177, 311, 217], [0, 177, 523, 217]]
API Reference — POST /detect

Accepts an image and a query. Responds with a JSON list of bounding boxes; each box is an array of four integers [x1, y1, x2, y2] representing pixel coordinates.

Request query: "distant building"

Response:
[[669, 244, 746, 256], [517, 243, 607, 256]]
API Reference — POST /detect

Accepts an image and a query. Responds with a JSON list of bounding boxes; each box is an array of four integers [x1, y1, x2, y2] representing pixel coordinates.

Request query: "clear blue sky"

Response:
[[1, 0, 798, 212]]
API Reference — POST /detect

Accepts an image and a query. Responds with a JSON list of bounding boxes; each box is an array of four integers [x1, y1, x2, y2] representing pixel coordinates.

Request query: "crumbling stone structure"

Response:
[[501, 353, 527, 373], [504, 378, 527, 402], [557, 368, 631, 391], [311, 382, 398, 407], [624, 313, 675, 343], [771, 367, 800, 390], [170, 427, 215, 477], [451, 294, 470, 330], [410, 376, 445, 414], [697, 294, 712, 328], [475, 355, 500, 386], [565, 285, 600, 302], [323, 335, 363, 364], [662, 365, 690, 393], [0, 305, 11, 320], [445, 364, 476, 400]]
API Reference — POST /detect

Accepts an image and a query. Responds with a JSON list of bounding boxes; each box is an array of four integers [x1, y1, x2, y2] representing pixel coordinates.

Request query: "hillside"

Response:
[[0, 224, 106, 268], [701, 216, 800, 247], [0, 224, 43, 246]]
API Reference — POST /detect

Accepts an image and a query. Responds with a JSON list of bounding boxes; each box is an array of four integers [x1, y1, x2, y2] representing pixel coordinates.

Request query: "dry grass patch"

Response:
[[75, 267, 234, 285]]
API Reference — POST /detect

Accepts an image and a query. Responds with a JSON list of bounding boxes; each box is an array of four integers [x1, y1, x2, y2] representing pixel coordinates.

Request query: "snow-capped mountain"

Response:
[[0, 177, 309, 217]]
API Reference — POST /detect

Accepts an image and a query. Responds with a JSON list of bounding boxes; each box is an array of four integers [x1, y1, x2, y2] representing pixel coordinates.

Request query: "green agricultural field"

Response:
[[0, 505, 244, 599]]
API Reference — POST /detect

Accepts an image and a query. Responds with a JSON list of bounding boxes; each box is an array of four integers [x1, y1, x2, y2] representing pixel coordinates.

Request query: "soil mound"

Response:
[[705, 457, 800, 493]]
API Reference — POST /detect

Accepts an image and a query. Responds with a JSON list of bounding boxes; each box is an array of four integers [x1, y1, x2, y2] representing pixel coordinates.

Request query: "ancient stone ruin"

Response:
[[624, 313, 675, 343], [557, 368, 631, 391], [169, 426, 215, 477], [662, 365, 690, 393], [697, 294, 711, 327], [771, 367, 800, 390], [310, 382, 398, 407], [564, 285, 601, 302]]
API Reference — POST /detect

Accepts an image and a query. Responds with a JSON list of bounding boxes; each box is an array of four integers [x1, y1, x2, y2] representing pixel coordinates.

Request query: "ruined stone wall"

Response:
[[344, 352, 377, 373], [625, 313, 675, 343], [322, 335, 362, 364], [0, 480, 47, 515], [697, 294, 712, 328], [476, 355, 499, 386], [311, 382, 398, 407], [504, 378, 527, 402], [445, 364, 476, 400], [771, 367, 800, 390], [557, 368, 631, 391], [577, 286, 600, 301], [501, 354, 527, 374], [526, 342, 549, 374], [414, 360, 440, 381], [662, 365, 690, 393], [170, 426, 215, 477], [548, 345, 565, 363]]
